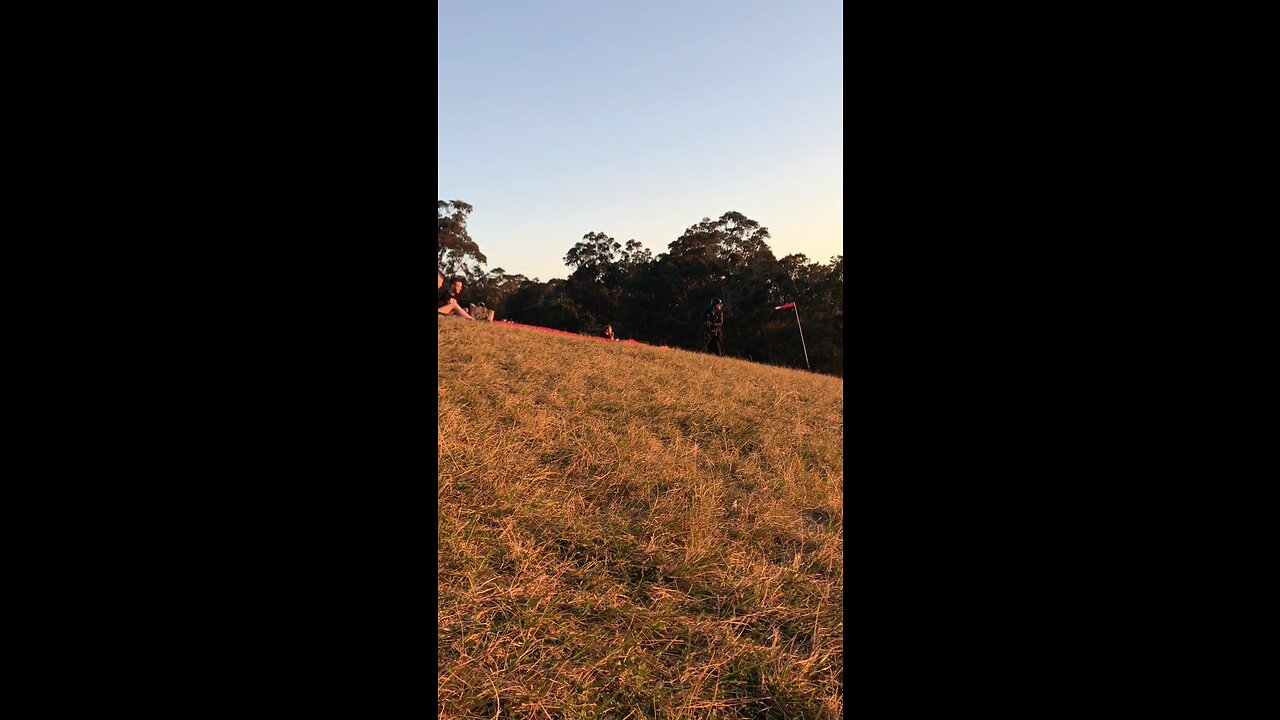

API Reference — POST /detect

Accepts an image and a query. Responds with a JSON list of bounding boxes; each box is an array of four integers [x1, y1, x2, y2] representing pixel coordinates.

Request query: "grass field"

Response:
[[439, 318, 844, 718]]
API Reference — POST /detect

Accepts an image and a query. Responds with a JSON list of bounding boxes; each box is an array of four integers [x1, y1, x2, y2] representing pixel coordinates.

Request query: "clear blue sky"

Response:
[[439, 0, 843, 281]]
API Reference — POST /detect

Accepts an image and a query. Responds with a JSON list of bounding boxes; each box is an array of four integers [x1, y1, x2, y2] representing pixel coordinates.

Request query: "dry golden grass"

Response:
[[439, 317, 843, 719]]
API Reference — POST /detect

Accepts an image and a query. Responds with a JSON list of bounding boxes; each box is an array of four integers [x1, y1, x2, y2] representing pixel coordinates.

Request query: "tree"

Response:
[[460, 266, 529, 316], [564, 231, 623, 284], [438, 200, 486, 277], [765, 254, 843, 374], [622, 239, 653, 270], [563, 232, 654, 332], [656, 211, 781, 355], [501, 278, 594, 331]]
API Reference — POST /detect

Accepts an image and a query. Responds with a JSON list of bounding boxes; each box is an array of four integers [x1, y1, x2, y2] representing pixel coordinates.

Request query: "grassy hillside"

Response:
[[438, 318, 844, 718]]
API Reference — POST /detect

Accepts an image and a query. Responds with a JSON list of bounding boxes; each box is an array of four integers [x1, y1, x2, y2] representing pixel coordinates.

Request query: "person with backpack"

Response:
[[699, 298, 725, 355]]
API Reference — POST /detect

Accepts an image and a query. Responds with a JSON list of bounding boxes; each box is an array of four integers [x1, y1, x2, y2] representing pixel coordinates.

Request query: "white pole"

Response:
[[793, 303, 810, 371]]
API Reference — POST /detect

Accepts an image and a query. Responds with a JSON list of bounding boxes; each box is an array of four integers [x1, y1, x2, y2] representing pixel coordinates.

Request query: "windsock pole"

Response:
[[794, 303, 810, 371], [775, 301, 810, 371]]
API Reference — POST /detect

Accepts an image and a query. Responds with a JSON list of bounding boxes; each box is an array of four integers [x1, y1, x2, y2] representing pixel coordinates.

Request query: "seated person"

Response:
[[437, 277, 474, 319], [602, 324, 616, 340]]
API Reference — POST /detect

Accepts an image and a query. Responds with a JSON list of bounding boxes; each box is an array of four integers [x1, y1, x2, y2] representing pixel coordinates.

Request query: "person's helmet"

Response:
[[711, 298, 723, 305]]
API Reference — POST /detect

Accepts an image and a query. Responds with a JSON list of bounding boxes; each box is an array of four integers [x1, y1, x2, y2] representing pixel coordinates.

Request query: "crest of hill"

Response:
[[438, 317, 844, 716]]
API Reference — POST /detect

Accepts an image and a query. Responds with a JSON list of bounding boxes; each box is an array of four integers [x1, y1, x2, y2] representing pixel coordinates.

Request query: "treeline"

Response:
[[439, 200, 843, 376]]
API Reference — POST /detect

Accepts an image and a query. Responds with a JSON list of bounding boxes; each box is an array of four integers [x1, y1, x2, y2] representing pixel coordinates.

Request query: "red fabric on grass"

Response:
[[496, 321, 651, 346]]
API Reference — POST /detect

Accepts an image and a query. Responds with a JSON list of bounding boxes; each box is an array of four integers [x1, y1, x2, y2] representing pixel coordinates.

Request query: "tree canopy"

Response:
[[438, 200, 486, 277], [434, 202, 843, 375]]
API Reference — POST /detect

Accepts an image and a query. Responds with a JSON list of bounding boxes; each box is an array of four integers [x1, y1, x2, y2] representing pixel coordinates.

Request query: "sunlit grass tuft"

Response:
[[439, 318, 843, 718]]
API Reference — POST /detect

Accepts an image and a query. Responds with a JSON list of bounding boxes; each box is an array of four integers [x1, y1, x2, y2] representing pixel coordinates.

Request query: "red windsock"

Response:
[[774, 302, 796, 310]]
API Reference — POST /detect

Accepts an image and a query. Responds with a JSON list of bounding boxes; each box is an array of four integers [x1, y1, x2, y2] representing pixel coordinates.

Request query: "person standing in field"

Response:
[[602, 324, 616, 341], [699, 298, 724, 355]]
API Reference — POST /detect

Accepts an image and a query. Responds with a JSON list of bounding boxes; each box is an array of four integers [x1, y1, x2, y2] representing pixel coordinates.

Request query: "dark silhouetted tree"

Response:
[[562, 231, 654, 329], [438, 200, 486, 277], [625, 211, 779, 354]]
